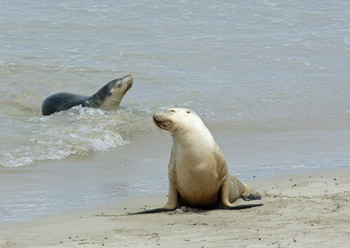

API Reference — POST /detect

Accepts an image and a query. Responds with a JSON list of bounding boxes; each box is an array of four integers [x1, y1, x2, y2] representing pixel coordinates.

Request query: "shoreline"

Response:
[[1, 129, 349, 223], [1, 169, 349, 247]]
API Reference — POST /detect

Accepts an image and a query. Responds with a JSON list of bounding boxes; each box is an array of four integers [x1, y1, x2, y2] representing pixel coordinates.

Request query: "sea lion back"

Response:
[[42, 93, 88, 116]]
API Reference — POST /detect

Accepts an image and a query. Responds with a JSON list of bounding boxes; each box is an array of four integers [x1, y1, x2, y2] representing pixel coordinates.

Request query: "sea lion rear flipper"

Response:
[[242, 193, 262, 201]]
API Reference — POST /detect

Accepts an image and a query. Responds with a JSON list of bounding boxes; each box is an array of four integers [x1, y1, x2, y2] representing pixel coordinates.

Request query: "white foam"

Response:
[[0, 108, 129, 167]]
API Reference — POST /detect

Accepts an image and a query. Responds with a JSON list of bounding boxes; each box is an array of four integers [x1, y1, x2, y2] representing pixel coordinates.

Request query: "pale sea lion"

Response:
[[42, 75, 133, 115], [133, 108, 262, 214]]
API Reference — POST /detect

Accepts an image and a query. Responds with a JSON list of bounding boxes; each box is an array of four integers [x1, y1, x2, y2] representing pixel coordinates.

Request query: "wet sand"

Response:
[[1, 169, 349, 248]]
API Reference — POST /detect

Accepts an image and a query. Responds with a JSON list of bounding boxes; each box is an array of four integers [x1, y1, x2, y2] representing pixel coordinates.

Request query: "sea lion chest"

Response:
[[172, 144, 221, 208]]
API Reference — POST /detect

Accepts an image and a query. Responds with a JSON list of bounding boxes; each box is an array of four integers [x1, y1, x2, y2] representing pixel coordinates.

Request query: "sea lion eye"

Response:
[[186, 111, 191, 114], [169, 109, 175, 113]]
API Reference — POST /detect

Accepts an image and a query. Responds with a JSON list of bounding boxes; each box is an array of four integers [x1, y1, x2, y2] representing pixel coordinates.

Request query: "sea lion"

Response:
[[42, 75, 133, 115], [132, 108, 262, 214]]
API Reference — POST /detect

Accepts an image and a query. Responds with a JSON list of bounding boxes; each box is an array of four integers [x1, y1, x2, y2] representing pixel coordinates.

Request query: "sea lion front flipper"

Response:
[[129, 180, 179, 215], [224, 203, 263, 210], [128, 207, 175, 215]]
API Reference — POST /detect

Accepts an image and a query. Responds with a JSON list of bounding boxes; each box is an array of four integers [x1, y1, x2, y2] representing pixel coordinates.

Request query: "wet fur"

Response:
[[42, 75, 133, 115]]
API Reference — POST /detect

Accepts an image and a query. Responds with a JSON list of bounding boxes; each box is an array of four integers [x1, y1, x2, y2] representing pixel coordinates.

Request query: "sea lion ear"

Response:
[[186, 110, 191, 114]]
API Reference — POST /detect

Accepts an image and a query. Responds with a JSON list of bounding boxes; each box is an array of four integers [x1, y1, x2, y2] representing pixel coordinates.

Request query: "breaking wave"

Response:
[[0, 106, 134, 168]]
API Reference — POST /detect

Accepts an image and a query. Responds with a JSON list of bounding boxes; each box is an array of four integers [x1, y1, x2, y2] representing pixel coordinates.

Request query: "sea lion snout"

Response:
[[153, 113, 173, 129], [121, 74, 133, 84], [118, 75, 133, 91]]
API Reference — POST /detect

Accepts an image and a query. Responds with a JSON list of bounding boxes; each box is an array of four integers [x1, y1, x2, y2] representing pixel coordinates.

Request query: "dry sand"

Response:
[[0, 170, 349, 248]]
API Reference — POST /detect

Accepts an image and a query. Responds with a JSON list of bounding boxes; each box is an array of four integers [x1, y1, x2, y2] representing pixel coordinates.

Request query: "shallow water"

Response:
[[0, 0, 349, 222]]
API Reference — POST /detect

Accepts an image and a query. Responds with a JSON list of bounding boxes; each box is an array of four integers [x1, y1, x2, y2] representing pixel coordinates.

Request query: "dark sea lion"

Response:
[[42, 75, 133, 116], [131, 108, 262, 214]]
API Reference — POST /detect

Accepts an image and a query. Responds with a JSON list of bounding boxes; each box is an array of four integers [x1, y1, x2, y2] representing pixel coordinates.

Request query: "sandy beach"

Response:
[[1, 169, 349, 248]]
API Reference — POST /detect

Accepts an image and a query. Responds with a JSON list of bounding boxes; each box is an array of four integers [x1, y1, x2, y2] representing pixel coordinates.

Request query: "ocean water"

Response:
[[1, 0, 349, 222]]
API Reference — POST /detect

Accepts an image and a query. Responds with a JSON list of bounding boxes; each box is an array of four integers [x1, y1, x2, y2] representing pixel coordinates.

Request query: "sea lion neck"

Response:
[[170, 125, 214, 150]]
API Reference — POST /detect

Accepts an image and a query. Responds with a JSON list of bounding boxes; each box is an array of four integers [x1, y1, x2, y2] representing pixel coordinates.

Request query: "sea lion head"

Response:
[[93, 75, 133, 109], [153, 108, 203, 134]]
